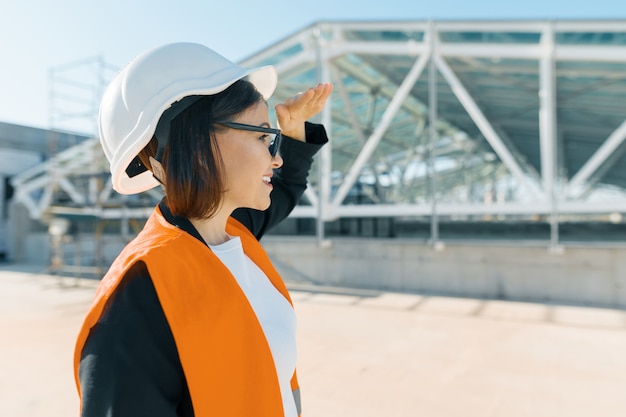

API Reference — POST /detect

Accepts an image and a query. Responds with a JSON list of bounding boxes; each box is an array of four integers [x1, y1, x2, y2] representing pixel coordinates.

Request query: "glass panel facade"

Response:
[[344, 29, 424, 42], [439, 31, 541, 43], [556, 32, 626, 45]]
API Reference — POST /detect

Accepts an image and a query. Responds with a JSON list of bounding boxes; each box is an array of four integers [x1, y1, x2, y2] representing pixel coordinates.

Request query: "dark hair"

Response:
[[137, 79, 263, 219]]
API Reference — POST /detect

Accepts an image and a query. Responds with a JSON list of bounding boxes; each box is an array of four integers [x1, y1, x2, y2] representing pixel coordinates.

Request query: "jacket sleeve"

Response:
[[232, 122, 328, 240], [78, 265, 193, 417]]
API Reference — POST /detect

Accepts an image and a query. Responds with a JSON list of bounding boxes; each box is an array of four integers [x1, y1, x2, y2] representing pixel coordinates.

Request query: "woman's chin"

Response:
[[238, 199, 271, 212]]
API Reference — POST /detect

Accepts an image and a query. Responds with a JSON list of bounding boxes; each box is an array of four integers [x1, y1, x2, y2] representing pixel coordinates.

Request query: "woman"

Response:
[[73, 42, 332, 417]]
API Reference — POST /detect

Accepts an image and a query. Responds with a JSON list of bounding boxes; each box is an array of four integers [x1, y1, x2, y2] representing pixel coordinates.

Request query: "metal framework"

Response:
[[247, 20, 626, 245], [11, 20, 626, 245]]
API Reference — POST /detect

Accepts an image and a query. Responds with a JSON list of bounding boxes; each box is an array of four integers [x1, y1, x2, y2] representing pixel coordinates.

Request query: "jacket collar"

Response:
[[158, 199, 207, 246]]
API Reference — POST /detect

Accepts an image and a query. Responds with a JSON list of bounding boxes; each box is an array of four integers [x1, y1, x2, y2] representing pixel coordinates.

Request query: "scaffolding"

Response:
[[48, 55, 118, 137], [39, 56, 124, 276]]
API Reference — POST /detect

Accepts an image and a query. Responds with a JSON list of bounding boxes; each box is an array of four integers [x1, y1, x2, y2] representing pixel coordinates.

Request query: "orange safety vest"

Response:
[[74, 206, 301, 416]]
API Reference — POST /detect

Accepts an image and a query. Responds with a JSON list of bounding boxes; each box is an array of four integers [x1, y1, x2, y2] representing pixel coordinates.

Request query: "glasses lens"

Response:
[[269, 132, 281, 157]]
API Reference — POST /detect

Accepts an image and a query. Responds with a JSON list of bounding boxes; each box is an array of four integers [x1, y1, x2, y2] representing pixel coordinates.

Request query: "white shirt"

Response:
[[209, 236, 297, 417]]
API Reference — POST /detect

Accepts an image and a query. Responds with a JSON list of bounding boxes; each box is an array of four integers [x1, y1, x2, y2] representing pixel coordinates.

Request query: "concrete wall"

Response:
[[9, 226, 626, 309], [262, 237, 626, 309], [15, 232, 128, 271]]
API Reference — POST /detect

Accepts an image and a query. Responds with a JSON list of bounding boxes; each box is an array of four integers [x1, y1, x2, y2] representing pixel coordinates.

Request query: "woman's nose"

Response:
[[272, 153, 283, 168]]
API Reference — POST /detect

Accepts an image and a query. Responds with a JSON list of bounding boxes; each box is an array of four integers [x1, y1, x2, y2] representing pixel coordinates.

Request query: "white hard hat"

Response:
[[99, 42, 278, 195]]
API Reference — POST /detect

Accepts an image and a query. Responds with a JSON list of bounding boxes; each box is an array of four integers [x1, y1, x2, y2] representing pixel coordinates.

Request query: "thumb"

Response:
[[275, 103, 289, 126]]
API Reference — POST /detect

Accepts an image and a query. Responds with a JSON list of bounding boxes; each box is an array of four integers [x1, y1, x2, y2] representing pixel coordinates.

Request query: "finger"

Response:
[[307, 84, 325, 101], [319, 83, 333, 101], [309, 83, 333, 106], [282, 92, 305, 110], [296, 88, 315, 104]]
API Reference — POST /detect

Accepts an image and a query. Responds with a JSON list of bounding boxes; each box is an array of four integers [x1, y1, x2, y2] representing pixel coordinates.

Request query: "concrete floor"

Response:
[[1, 263, 626, 417]]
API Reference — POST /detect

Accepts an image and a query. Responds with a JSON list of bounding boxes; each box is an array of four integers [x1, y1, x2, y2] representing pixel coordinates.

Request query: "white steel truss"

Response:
[[257, 21, 626, 222], [11, 20, 626, 246]]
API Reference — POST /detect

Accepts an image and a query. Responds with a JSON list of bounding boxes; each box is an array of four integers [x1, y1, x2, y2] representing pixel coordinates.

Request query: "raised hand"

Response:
[[275, 82, 333, 142]]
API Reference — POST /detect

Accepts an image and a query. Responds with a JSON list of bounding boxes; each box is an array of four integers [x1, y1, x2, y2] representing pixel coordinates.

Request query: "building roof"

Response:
[[0, 121, 90, 176], [242, 20, 626, 219]]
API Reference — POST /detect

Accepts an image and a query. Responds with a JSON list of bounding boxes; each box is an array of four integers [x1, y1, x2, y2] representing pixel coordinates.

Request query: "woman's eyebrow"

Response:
[[239, 120, 271, 128]]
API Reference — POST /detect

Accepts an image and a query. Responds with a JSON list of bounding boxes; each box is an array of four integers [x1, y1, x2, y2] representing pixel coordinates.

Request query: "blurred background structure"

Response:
[[2, 20, 626, 307]]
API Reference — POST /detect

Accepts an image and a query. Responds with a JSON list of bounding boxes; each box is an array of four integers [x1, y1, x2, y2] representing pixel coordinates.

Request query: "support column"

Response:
[[315, 25, 332, 246], [539, 23, 560, 251], [428, 21, 440, 247]]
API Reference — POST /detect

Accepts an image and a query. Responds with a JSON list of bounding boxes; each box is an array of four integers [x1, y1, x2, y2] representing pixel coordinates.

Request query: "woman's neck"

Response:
[[189, 210, 232, 246]]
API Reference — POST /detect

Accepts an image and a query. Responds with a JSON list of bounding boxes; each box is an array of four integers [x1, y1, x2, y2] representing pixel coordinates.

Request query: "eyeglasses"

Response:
[[215, 121, 282, 157]]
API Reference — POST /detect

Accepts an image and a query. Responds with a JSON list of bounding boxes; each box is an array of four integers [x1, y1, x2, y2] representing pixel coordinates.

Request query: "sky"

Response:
[[1, 0, 625, 134]]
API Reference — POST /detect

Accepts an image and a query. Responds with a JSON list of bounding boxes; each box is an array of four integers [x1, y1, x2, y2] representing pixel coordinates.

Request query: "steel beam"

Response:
[[566, 117, 626, 198], [331, 52, 430, 208], [434, 55, 543, 200], [538, 24, 559, 247], [315, 26, 333, 243], [428, 22, 440, 244]]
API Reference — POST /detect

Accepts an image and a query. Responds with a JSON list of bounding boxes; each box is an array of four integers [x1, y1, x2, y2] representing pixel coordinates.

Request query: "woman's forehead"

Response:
[[234, 100, 270, 123]]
